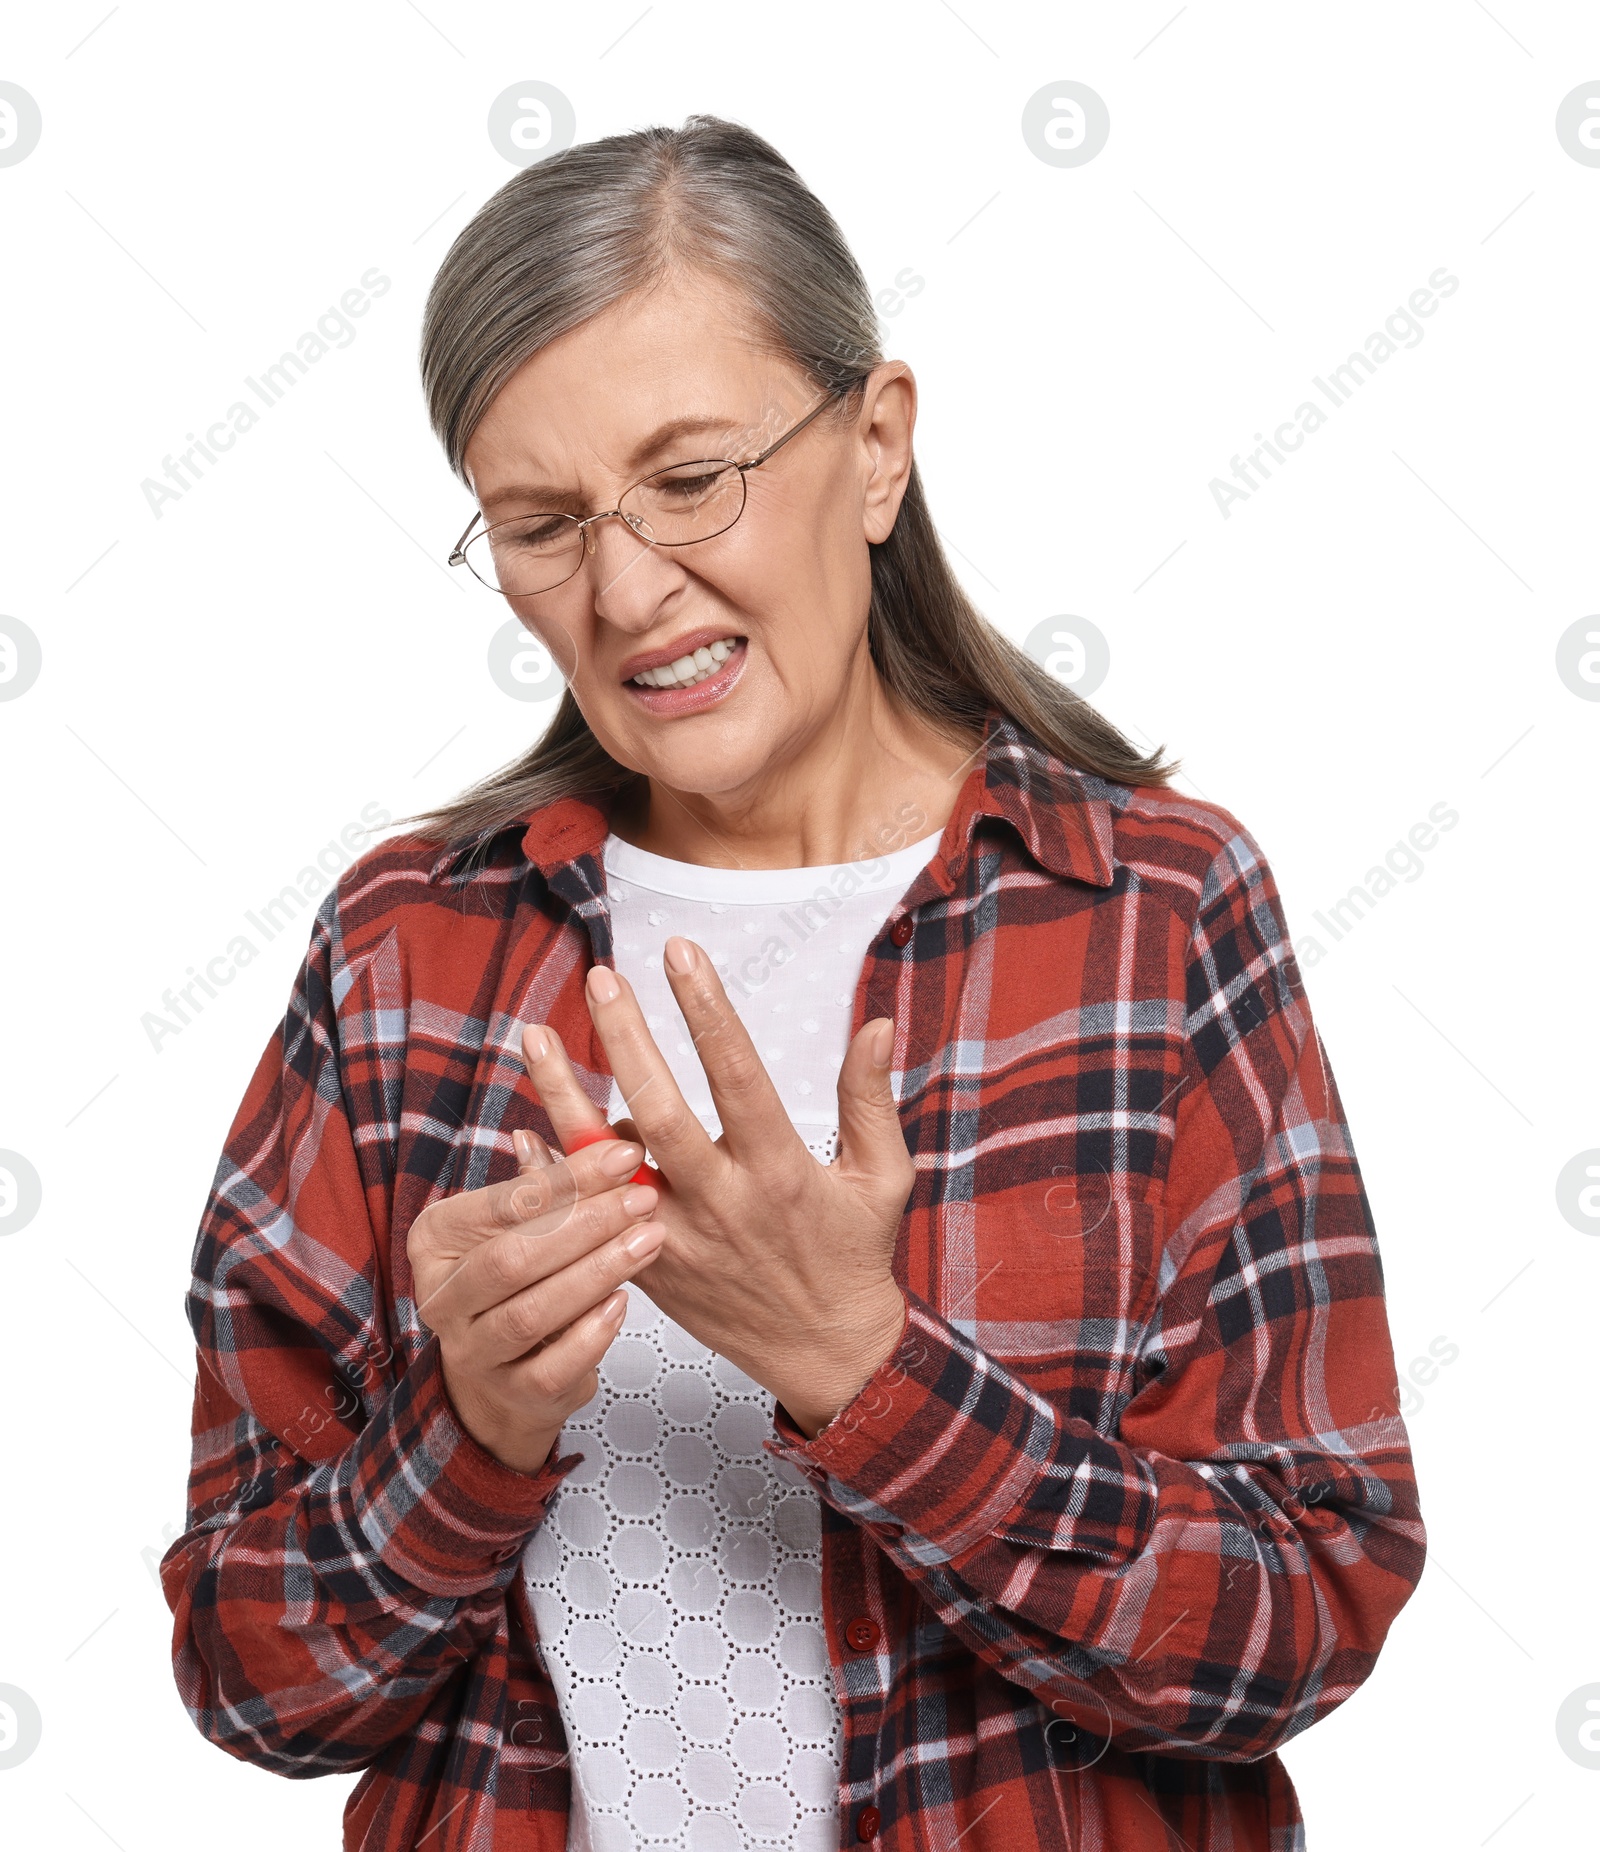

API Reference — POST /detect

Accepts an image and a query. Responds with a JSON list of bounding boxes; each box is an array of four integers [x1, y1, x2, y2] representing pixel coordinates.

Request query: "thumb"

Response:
[[513, 1128, 555, 1173], [835, 1017, 908, 1183]]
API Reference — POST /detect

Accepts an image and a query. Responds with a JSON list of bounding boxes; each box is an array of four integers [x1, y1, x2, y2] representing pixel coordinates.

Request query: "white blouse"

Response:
[[521, 823, 945, 1852]]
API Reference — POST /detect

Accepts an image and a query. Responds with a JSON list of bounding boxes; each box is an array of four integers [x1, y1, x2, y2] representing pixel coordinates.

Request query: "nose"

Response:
[[583, 510, 678, 623]]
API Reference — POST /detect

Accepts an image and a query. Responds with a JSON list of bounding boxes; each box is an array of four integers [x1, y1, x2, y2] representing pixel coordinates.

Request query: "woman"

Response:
[[163, 117, 1425, 1851]]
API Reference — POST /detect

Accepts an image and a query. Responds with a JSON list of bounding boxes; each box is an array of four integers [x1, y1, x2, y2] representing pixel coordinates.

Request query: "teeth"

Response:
[[630, 637, 741, 689]]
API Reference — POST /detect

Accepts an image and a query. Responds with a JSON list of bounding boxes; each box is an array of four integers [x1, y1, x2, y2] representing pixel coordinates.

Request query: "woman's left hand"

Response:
[[522, 935, 913, 1437]]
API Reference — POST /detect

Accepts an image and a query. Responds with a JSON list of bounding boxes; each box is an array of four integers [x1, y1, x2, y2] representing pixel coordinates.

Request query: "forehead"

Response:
[[463, 268, 802, 503]]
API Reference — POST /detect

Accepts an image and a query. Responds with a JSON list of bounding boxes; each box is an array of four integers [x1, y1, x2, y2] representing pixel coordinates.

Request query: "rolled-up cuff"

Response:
[[766, 1295, 1084, 1566], [348, 1334, 578, 1596]]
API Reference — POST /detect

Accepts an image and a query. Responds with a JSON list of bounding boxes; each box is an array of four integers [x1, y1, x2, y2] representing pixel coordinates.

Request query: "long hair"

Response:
[[400, 114, 1179, 847]]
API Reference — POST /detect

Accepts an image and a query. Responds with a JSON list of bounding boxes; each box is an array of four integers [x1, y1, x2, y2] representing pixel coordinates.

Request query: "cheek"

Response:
[[713, 481, 860, 614], [514, 608, 585, 681]]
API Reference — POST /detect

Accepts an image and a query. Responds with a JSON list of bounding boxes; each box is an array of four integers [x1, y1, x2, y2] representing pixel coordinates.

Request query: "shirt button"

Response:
[[845, 1616, 881, 1652], [889, 917, 913, 947], [856, 1805, 882, 1842], [492, 1543, 521, 1563]]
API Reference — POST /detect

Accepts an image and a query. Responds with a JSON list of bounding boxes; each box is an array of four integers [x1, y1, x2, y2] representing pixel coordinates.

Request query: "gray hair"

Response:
[[402, 114, 1178, 849]]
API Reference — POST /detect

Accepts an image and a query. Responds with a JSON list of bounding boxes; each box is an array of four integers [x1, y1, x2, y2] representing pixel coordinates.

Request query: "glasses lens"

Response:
[[621, 462, 744, 545], [465, 514, 584, 596]]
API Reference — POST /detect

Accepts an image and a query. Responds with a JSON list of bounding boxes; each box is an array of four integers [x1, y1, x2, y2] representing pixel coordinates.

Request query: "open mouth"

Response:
[[622, 636, 748, 713], [625, 635, 744, 690]]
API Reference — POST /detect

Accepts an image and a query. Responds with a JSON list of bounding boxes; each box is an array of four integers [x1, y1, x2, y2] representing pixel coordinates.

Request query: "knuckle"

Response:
[[699, 1017, 757, 1090], [478, 1234, 527, 1300], [720, 1051, 764, 1097], [542, 1197, 582, 1240], [500, 1289, 549, 1350], [545, 1366, 597, 1415], [497, 1176, 547, 1227], [526, 1351, 569, 1401], [652, 1097, 697, 1146], [585, 1238, 631, 1293], [571, 1192, 620, 1244], [763, 1147, 808, 1196]]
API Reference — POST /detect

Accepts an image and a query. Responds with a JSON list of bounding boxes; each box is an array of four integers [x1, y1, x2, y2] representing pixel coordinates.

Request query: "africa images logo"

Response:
[[139, 268, 391, 518], [1209, 267, 1460, 518]]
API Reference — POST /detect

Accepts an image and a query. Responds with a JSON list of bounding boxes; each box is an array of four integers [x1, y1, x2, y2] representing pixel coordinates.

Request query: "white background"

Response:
[[2, 2, 1597, 1846]]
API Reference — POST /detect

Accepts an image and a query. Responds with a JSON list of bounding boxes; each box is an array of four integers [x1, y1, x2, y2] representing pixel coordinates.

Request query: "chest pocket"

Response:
[[941, 1183, 1166, 1424]]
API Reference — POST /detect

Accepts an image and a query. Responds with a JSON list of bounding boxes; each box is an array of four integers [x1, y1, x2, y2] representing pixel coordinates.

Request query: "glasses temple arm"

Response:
[[742, 385, 853, 472], [447, 509, 485, 565]]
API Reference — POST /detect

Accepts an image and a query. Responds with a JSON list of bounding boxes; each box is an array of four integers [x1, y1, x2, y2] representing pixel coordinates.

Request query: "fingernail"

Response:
[[604, 1291, 629, 1324], [621, 1184, 657, 1216], [588, 965, 620, 1004], [524, 1025, 548, 1063], [624, 1221, 665, 1258], [665, 936, 695, 976], [870, 1018, 895, 1066], [515, 1129, 550, 1168], [601, 1141, 643, 1176]]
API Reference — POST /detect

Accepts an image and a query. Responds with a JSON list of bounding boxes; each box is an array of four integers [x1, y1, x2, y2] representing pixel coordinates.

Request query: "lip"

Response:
[[623, 638, 748, 717], [617, 626, 748, 683]]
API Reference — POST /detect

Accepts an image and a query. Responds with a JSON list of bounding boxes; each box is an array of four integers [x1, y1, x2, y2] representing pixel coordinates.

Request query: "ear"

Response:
[[856, 362, 917, 545]]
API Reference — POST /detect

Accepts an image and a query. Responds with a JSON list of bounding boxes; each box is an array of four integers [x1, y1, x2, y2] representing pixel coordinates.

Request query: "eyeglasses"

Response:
[[448, 386, 849, 598]]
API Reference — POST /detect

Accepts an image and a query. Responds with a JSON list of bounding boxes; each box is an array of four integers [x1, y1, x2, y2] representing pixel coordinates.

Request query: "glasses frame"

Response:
[[447, 384, 852, 597]]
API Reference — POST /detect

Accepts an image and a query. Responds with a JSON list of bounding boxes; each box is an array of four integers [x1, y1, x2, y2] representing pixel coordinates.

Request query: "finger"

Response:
[[565, 1123, 663, 1188], [514, 1128, 554, 1172], [536, 994, 712, 1182], [658, 936, 794, 1161], [425, 1178, 658, 1329], [476, 1217, 666, 1366], [504, 1288, 630, 1396], [522, 1021, 616, 1153], [416, 1137, 646, 1269], [835, 1015, 914, 1205], [524, 1021, 662, 1186]]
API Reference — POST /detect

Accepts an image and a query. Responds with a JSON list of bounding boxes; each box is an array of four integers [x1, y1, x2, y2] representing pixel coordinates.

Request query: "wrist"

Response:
[[776, 1282, 907, 1440], [441, 1361, 561, 1477]]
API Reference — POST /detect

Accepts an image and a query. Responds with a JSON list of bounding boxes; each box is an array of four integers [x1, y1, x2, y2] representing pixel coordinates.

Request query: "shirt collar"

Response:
[[960, 705, 1117, 890], [428, 705, 1116, 892]]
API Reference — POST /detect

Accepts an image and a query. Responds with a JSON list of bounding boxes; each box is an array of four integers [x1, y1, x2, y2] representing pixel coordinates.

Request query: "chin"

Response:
[[621, 706, 783, 791], [638, 736, 772, 796]]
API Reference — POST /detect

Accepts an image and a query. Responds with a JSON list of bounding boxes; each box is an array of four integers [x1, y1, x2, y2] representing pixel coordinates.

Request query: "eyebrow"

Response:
[[479, 414, 744, 515]]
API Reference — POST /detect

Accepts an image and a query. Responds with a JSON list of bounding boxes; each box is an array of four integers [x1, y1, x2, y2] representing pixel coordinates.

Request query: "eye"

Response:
[[647, 463, 734, 500], [500, 515, 575, 549]]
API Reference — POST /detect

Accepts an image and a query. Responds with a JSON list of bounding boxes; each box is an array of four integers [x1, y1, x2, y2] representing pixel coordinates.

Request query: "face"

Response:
[[461, 266, 915, 800]]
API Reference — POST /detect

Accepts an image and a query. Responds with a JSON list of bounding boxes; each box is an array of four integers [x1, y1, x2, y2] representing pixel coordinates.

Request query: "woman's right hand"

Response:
[[406, 1128, 664, 1474]]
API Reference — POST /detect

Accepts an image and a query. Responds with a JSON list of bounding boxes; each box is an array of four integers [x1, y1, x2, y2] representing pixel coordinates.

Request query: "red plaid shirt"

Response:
[[163, 707, 1424, 1850]]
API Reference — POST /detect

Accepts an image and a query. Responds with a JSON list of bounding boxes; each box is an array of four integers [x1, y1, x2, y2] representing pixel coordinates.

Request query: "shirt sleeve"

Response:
[[160, 888, 574, 1775], [767, 824, 1426, 1763]]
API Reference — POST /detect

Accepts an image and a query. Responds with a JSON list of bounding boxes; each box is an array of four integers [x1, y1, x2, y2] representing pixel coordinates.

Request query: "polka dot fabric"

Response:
[[520, 825, 943, 1849]]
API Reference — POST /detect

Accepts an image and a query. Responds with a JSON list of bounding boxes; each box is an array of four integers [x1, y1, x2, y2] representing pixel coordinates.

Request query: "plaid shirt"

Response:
[[163, 707, 1424, 1851]]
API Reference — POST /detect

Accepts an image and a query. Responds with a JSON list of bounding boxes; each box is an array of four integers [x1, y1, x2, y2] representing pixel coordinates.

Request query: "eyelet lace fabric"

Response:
[[520, 825, 943, 1849], [521, 1286, 843, 1851]]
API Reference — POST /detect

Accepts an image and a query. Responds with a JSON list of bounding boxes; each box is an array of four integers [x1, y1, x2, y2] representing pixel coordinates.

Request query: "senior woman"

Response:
[[163, 117, 1424, 1852]]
